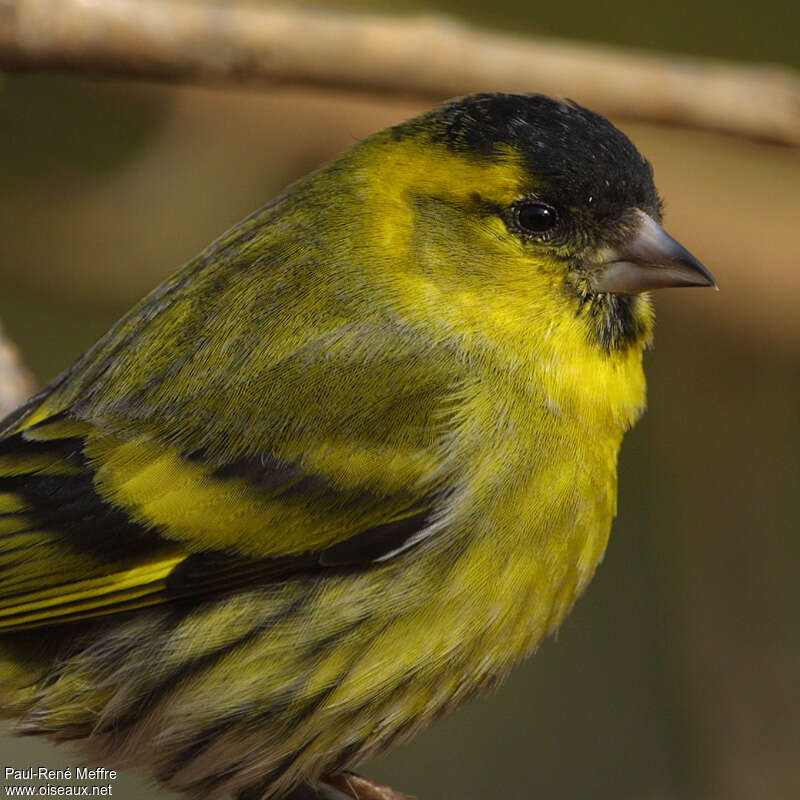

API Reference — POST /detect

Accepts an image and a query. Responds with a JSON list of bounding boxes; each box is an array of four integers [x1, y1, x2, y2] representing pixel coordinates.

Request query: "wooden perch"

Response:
[[0, 322, 34, 418], [0, 0, 799, 146]]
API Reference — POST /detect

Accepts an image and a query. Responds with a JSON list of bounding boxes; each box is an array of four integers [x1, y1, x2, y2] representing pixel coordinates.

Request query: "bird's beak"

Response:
[[590, 210, 717, 295]]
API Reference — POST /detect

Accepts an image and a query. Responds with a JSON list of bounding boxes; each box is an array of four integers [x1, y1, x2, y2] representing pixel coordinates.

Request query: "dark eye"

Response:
[[515, 202, 559, 236]]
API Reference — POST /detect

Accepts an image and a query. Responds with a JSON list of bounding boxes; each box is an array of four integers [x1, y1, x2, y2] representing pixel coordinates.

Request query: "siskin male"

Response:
[[0, 93, 715, 799]]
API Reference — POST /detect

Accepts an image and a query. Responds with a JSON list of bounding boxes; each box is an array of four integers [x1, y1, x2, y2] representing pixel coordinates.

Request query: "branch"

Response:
[[0, 321, 34, 418], [1, 0, 799, 146]]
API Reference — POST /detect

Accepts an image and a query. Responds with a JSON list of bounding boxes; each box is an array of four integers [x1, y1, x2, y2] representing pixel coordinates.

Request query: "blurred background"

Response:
[[1, 1, 798, 799]]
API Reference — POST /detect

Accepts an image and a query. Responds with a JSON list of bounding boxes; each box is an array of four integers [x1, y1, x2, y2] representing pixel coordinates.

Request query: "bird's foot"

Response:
[[324, 771, 414, 800]]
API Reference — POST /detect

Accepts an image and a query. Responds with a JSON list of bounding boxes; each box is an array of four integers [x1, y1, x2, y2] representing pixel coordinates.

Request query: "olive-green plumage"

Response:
[[0, 94, 714, 799]]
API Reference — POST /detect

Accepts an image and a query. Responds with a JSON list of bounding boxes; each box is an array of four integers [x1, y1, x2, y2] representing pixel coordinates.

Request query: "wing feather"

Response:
[[0, 266, 458, 632], [0, 413, 437, 631]]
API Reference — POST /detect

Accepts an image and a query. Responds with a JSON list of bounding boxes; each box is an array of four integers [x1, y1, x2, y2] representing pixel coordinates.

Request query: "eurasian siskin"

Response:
[[0, 93, 715, 799]]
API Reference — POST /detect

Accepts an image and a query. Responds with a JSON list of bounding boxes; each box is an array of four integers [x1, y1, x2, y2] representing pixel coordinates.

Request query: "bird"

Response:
[[0, 93, 715, 800]]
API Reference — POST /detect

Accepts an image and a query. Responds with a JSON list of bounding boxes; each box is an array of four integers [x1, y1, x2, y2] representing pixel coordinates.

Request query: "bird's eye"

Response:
[[514, 202, 559, 236]]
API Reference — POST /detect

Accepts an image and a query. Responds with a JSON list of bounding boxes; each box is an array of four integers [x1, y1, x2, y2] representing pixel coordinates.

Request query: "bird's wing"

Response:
[[0, 310, 460, 633], [0, 211, 465, 632], [0, 409, 439, 632]]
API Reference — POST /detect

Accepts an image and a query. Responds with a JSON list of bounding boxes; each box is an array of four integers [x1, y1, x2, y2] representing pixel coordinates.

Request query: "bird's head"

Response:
[[345, 93, 715, 356]]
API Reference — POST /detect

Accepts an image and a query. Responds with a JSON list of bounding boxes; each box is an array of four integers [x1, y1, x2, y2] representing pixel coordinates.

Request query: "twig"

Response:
[[0, 321, 34, 418], [0, 0, 799, 146]]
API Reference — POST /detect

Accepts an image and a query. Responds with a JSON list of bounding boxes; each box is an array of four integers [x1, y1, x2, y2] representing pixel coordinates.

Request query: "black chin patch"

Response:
[[582, 293, 649, 352]]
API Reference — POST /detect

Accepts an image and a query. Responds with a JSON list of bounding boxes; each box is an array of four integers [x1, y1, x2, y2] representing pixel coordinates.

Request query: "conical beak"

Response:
[[590, 210, 717, 295]]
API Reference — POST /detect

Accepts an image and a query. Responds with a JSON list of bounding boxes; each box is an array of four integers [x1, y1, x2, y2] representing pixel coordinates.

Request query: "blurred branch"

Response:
[[0, 321, 34, 418], [1, 0, 799, 146]]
